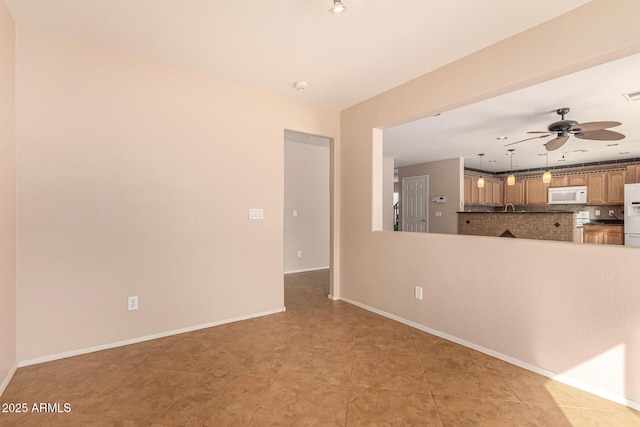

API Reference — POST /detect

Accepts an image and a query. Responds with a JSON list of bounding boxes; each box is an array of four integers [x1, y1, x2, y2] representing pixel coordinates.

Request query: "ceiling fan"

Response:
[[505, 107, 624, 151]]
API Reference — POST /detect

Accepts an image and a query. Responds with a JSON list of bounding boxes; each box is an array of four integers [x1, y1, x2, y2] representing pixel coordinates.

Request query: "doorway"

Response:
[[283, 129, 336, 298]]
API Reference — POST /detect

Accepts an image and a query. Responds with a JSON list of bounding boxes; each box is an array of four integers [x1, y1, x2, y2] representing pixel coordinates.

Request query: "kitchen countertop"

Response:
[[457, 211, 575, 214], [584, 220, 624, 226]]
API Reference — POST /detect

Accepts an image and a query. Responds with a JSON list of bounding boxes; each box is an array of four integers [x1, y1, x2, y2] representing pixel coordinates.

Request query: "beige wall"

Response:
[[0, 0, 16, 393], [382, 157, 395, 231], [283, 140, 330, 273], [340, 0, 640, 407], [15, 25, 339, 363], [398, 157, 462, 234]]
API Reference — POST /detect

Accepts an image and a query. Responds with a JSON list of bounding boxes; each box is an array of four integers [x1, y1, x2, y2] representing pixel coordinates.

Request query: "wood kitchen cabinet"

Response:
[[549, 174, 586, 188], [524, 178, 548, 205], [549, 176, 568, 187], [587, 173, 607, 205], [464, 175, 502, 206], [483, 179, 493, 205], [607, 170, 626, 204], [627, 164, 640, 184], [583, 225, 624, 245], [491, 178, 504, 206], [463, 175, 472, 204], [463, 175, 481, 205], [568, 174, 587, 186], [504, 180, 525, 205], [587, 171, 626, 205]]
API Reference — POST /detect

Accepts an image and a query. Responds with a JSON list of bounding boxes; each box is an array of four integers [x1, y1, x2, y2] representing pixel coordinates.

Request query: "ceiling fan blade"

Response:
[[574, 129, 625, 141], [570, 121, 621, 132], [503, 134, 551, 147], [545, 135, 569, 151]]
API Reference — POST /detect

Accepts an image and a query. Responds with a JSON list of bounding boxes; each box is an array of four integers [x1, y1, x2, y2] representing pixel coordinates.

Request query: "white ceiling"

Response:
[[4, 0, 590, 110], [384, 52, 640, 172]]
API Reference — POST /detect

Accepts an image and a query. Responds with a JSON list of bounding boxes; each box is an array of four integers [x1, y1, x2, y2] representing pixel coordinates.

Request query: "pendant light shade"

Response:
[[507, 149, 515, 186], [542, 150, 552, 183], [330, 0, 347, 14], [477, 153, 485, 188]]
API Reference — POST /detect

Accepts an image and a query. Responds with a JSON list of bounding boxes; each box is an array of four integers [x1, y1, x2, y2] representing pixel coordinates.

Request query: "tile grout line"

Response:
[[409, 329, 445, 426]]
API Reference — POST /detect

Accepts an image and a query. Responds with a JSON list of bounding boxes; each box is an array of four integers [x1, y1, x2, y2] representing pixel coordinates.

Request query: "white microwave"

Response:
[[548, 186, 587, 204]]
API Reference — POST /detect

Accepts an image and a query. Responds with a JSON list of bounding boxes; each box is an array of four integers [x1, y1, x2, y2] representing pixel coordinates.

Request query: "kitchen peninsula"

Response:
[[458, 211, 577, 242]]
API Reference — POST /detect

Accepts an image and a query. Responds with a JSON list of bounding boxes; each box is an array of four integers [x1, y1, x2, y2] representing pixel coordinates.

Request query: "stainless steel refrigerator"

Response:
[[624, 183, 640, 247]]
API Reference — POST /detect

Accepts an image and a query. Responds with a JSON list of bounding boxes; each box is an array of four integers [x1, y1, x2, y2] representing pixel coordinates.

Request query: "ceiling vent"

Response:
[[623, 90, 640, 102]]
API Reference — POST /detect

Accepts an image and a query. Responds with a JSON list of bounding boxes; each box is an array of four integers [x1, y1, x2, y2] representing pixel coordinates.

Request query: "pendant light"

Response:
[[507, 149, 516, 186], [477, 154, 485, 188], [329, 0, 347, 14], [542, 149, 552, 184]]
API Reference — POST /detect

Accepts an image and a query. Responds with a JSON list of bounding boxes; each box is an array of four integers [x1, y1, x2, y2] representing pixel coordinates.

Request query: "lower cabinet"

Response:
[[583, 225, 624, 245]]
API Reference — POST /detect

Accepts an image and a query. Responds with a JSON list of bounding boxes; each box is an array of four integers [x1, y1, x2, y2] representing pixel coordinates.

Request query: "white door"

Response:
[[402, 175, 428, 232]]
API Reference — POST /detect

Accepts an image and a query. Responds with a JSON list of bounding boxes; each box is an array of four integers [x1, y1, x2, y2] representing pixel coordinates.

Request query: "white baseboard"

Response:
[[0, 365, 17, 397], [284, 266, 330, 274], [339, 297, 640, 412], [17, 307, 286, 368]]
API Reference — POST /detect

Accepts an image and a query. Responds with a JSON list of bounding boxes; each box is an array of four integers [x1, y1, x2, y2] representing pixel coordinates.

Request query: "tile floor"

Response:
[[1, 269, 639, 426]]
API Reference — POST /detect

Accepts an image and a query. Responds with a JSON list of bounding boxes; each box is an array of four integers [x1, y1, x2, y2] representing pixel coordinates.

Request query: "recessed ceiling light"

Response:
[[496, 136, 508, 140], [537, 153, 547, 156], [488, 160, 496, 163], [293, 81, 309, 91], [619, 152, 631, 155], [329, 0, 347, 14], [572, 149, 589, 153], [557, 158, 566, 162], [607, 143, 619, 147]]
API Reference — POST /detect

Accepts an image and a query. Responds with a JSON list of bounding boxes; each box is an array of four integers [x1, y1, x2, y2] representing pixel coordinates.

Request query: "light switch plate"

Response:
[[248, 208, 264, 220]]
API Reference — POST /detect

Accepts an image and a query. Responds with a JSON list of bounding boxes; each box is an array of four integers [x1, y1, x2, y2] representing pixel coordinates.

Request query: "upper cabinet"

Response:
[[549, 176, 568, 187], [587, 170, 626, 205], [568, 175, 587, 186], [464, 166, 634, 207], [504, 179, 525, 205], [607, 170, 626, 205], [464, 175, 503, 207], [627, 164, 640, 184], [524, 179, 548, 205], [550, 174, 586, 187]]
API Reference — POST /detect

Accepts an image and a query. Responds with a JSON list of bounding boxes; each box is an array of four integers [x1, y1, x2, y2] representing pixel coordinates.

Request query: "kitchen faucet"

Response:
[[504, 203, 515, 212]]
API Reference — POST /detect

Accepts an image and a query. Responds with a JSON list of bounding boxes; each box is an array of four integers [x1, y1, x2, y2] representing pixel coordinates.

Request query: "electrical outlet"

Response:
[[595, 209, 601, 216], [414, 286, 423, 301], [297, 250, 302, 258], [609, 210, 615, 216], [128, 296, 138, 311]]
